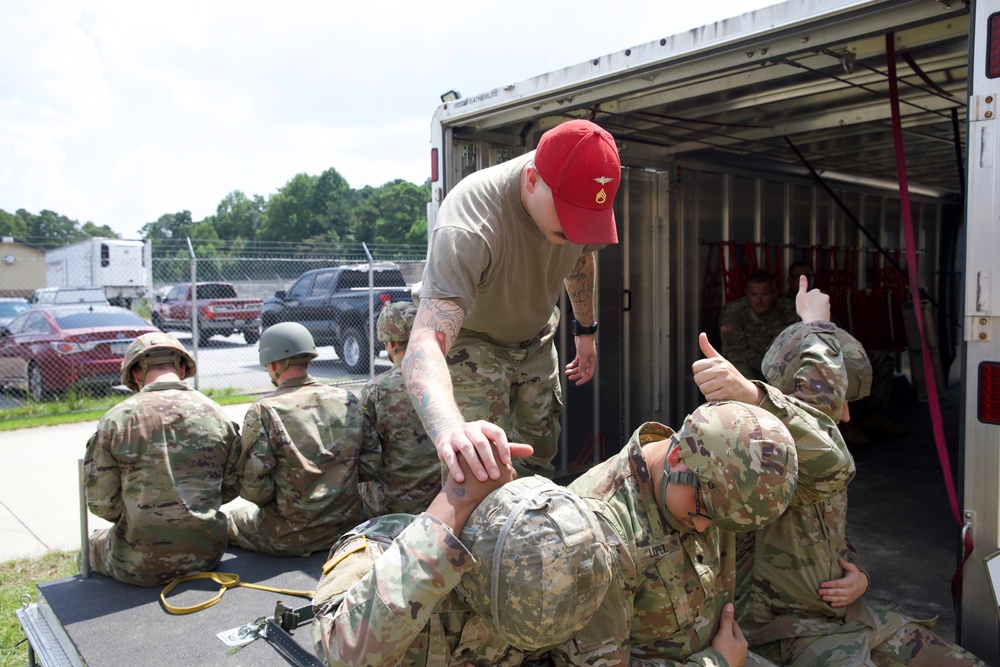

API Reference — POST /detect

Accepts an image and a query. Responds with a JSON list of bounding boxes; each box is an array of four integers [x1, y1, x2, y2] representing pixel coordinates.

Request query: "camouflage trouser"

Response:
[[227, 505, 322, 557], [89, 526, 224, 587], [448, 318, 563, 479], [756, 609, 986, 666]]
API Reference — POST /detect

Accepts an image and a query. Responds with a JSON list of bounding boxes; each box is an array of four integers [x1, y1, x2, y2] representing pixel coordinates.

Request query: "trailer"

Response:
[[45, 238, 152, 308], [429, 0, 1000, 661]]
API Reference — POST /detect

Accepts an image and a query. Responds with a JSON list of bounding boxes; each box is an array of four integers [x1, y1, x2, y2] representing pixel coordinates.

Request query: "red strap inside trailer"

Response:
[[885, 32, 971, 600]]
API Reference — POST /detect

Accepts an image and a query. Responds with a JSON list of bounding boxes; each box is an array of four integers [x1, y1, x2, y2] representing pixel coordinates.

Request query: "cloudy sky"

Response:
[[1, 0, 778, 239]]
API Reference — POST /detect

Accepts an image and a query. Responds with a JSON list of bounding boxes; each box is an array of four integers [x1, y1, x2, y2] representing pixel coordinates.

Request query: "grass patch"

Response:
[[0, 387, 259, 431], [0, 550, 79, 667]]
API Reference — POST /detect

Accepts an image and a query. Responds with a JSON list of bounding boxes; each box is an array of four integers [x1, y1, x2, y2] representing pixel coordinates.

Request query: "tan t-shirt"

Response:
[[419, 152, 601, 344]]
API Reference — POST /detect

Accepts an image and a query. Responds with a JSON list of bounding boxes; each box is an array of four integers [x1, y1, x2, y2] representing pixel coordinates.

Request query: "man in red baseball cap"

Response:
[[403, 119, 621, 483]]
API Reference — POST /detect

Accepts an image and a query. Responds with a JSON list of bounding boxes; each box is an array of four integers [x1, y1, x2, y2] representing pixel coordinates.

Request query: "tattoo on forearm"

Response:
[[452, 488, 466, 497], [564, 252, 596, 323], [402, 334, 465, 441]]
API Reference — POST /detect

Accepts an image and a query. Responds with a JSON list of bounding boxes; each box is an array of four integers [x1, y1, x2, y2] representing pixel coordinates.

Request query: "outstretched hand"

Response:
[[434, 421, 525, 483], [692, 333, 762, 404], [795, 275, 831, 324], [565, 334, 597, 386]]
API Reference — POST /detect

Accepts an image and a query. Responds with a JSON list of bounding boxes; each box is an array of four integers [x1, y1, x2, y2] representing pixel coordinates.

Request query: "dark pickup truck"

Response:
[[261, 263, 412, 373]]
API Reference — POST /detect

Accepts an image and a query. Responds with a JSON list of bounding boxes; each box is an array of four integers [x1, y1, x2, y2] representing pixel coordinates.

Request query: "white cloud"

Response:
[[0, 0, 781, 239]]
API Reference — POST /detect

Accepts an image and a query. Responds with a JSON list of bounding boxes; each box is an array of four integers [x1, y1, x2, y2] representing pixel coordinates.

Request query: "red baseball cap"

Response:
[[534, 119, 620, 245]]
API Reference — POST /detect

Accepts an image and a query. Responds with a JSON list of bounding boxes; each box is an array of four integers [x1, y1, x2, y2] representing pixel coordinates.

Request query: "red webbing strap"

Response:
[[720, 242, 739, 302], [887, 34, 968, 604]]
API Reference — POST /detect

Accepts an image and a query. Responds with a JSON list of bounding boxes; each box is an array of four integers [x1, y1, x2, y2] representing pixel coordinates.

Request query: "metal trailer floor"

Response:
[[846, 378, 966, 643], [21, 548, 327, 667]]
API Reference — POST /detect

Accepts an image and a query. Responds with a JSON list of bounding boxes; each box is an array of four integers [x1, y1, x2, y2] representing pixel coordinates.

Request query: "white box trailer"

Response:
[[45, 237, 152, 308], [429, 0, 1000, 661]]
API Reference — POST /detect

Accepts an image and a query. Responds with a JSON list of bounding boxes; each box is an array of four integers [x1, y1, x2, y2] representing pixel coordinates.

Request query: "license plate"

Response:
[[234, 319, 245, 326], [110, 342, 129, 355]]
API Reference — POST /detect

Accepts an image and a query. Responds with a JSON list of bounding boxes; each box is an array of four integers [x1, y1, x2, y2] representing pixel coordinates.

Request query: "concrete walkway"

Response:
[[0, 403, 253, 562]]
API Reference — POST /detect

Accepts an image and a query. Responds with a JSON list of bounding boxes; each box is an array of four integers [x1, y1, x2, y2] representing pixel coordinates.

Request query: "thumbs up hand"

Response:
[[795, 275, 831, 324], [692, 332, 763, 404]]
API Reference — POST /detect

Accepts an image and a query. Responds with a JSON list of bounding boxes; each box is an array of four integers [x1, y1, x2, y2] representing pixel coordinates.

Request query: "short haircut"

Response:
[[746, 269, 775, 286], [788, 260, 813, 275]]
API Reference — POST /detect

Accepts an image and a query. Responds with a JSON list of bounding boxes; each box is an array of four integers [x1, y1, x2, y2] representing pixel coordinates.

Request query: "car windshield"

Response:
[[53, 310, 149, 329], [0, 302, 29, 318]]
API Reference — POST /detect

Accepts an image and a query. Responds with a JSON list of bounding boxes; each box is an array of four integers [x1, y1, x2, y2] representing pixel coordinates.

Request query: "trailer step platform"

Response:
[[18, 548, 328, 666]]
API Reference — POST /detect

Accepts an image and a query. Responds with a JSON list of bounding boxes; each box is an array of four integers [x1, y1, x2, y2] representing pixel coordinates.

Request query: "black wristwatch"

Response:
[[571, 319, 598, 336]]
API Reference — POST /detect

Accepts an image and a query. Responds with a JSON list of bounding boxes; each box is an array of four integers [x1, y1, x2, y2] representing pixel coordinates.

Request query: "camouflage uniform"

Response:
[[448, 307, 561, 479], [358, 302, 440, 517], [719, 296, 798, 381], [312, 476, 613, 666], [740, 321, 986, 666], [560, 401, 811, 665], [227, 375, 368, 556], [84, 380, 241, 587]]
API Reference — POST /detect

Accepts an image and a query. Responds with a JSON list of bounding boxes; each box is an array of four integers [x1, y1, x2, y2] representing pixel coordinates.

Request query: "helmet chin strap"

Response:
[[659, 450, 699, 533], [136, 352, 184, 388]]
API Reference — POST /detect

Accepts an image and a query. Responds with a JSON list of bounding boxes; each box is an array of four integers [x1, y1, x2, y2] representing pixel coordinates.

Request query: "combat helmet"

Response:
[[762, 322, 872, 410], [258, 322, 318, 366], [665, 401, 798, 532], [120, 332, 196, 392], [457, 476, 612, 650], [376, 301, 417, 343]]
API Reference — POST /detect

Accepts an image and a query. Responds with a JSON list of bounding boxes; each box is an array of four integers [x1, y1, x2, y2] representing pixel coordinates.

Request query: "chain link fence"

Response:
[[0, 239, 425, 415]]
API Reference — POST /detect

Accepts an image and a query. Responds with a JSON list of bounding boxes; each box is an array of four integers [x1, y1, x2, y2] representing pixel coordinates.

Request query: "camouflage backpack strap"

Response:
[[312, 513, 417, 613]]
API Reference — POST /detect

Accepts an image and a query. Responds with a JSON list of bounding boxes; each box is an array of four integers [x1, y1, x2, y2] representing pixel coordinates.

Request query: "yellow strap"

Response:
[[322, 536, 367, 574], [160, 571, 315, 615]]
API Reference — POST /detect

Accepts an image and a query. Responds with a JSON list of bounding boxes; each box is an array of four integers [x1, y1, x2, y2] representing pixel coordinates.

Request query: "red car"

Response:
[[0, 305, 160, 400]]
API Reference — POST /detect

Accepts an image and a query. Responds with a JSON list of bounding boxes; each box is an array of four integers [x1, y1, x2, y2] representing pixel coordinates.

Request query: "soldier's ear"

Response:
[[665, 443, 683, 467]]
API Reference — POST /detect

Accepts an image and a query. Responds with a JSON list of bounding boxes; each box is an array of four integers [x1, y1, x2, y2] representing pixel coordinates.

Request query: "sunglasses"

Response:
[[688, 482, 713, 522]]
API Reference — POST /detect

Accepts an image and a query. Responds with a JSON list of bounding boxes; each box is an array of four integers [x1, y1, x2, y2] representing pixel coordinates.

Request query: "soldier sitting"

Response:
[[227, 321, 369, 556], [720, 268, 798, 382], [84, 333, 241, 587], [357, 301, 440, 517]]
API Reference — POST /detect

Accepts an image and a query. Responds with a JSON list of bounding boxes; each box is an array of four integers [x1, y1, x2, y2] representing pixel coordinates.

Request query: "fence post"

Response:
[[363, 242, 375, 381], [186, 237, 199, 390]]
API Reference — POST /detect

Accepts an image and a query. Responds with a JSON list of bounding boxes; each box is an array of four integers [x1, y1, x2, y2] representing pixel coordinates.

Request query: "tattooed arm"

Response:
[[402, 297, 513, 483], [564, 251, 598, 386]]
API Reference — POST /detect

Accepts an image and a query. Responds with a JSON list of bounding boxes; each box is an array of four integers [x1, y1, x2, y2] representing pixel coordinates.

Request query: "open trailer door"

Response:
[[962, 0, 1000, 662]]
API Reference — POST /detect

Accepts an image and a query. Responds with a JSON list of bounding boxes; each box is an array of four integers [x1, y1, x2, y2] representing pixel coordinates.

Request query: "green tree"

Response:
[[355, 179, 430, 245], [0, 209, 27, 237], [80, 221, 119, 238], [259, 173, 320, 242], [311, 168, 355, 242], [213, 190, 265, 240], [141, 211, 195, 241]]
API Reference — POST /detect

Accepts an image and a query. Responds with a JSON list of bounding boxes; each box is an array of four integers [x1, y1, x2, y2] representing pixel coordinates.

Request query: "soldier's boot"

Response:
[[861, 410, 909, 438], [839, 420, 870, 447]]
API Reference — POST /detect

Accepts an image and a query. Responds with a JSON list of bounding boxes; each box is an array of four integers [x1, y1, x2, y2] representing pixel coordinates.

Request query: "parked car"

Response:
[[32, 286, 110, 306], [0, 305, 159, 400], [261, 263, 412, 373], [151, 282, 263, 346], [0, 297, 30, 328]]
